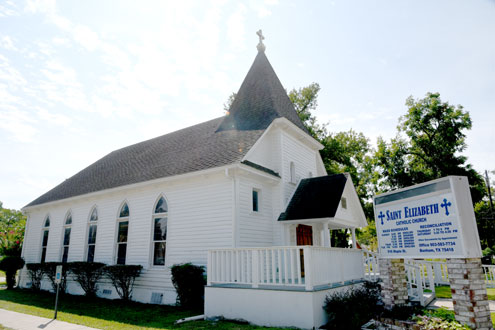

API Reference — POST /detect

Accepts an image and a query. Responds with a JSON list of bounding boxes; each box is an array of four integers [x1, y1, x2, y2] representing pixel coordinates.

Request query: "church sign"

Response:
[[374, 176, 482, 259]]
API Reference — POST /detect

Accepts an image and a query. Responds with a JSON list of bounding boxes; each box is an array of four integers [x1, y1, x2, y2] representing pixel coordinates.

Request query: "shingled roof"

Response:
[[278, 174, 348, 221], [26, 118, 264, 207], [26, 42, 308, 208]]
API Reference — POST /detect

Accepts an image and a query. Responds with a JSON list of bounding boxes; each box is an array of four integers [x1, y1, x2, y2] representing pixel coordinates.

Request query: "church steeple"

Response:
[[217, 31, 307, 133]]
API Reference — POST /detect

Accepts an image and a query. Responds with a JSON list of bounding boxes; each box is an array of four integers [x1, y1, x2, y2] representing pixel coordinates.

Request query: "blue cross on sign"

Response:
[[441, 198, 452, 216], [378, 211, 385, 225]]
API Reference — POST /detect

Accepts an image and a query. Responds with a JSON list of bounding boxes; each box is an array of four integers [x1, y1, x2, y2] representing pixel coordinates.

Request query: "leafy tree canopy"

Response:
[[0, 202, 26, 257], [375, 92, 485, 203]]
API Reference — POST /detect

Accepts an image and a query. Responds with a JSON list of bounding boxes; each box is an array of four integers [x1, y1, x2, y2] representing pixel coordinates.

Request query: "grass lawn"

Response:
[[0, 289, 290, 330], [433, 285, 495, 300]]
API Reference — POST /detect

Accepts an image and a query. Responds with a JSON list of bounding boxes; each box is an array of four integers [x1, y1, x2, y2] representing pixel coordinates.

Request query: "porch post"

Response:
[[303, 247, 313, 290], [322, 222, 331, 247], [351, 228, 357, 249]]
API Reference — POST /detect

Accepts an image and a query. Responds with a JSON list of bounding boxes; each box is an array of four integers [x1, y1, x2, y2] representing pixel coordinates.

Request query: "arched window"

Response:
[[152, 196, 168, 266], [116, 202, 129, 265], [61, 211, 72, 263], [41, 216, 50, 263], [290, 161, 296, 184], [86, 207, 98, 262]]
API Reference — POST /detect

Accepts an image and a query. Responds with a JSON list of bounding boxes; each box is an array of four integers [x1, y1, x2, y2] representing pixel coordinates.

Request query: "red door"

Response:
[[296, 225, 313, 277], [296, 224, 313, 246]]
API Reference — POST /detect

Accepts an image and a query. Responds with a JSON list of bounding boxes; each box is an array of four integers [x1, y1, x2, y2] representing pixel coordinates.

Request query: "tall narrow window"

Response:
[[87, 207, 98, 262], [61, 212, 72, 263], [152, 196, 168, 266], [252, 189, 259, 212], [41, 216, 50, 263], [116, 202, 129, 265], [290, 161, 296, 184]]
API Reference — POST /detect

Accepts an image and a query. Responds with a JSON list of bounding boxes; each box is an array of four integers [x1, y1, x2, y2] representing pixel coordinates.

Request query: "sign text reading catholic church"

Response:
[[374, 176, 482, 259]]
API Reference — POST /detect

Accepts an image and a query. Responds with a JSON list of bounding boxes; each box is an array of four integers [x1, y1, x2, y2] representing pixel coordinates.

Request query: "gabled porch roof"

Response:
[[278, 173, 367, 229]]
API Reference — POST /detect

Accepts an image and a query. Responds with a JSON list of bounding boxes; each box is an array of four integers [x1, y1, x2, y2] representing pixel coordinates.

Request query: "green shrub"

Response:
[[69, 262, 105, 297], [26, 263, 44, 291], [0, 256, 25, 289], [322, 280, 382, 330], [170, 263, 206, 309], [422, 307, 456, 322], [41, 262, 70, 293], [104, 265, 142, 301]]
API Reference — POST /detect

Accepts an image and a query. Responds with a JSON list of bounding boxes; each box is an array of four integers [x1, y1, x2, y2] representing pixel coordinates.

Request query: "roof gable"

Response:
[[217, 51, 308, 133]]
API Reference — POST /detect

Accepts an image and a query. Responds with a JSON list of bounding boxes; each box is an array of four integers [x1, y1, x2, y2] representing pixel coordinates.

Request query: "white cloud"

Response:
[[36, 107, 72, 126], [227, 4, 247, 50], [0, 1, 20, 17], [0, 35, 18, 51], [0, 109, 38, 143], [73, 25, 100, 51]]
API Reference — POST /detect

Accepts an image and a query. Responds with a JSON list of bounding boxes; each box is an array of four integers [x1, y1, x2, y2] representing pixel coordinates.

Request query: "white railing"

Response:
[[404, 262, 425, 306], [405, 260, 436, 293], [484, 265, 495, 288], [207, 246, 365, 291], [362, 248, 380, 281]]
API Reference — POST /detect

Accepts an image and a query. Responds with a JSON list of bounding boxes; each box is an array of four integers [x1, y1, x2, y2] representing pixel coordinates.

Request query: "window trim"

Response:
[[251, 188, 262, 215], [115, 201, 130, 265], [85, 205, 98, 262], [40, 215, 50, 263], [61, 211, 72, 263], [150, 195, 168, 268]]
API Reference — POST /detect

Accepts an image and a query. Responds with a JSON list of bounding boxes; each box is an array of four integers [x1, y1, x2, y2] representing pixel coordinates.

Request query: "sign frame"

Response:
[[373, 176, 482, 259]]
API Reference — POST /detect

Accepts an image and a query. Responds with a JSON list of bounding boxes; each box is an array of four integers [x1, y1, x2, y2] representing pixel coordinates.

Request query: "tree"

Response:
[[223, 92, 237, 114], [0, 202, 26, 257], [375, 92, 485, 203], [288, 83, 328, 141], [375, 92, 491, 248]]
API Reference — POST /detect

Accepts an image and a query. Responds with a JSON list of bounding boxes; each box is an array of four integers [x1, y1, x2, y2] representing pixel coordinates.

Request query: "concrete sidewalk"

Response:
[[429, 298, 495, 312], [0, 309, 100, 330]]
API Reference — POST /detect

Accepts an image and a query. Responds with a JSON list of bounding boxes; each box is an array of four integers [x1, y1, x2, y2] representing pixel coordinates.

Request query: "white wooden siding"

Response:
[[21, 172, 233, 303], [244, 128, 281, 175], [237, 176, 273, 247], [281, 131, 318, 206]]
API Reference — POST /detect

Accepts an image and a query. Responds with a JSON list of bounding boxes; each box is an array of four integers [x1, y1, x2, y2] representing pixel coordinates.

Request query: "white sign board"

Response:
[[374, 176, 482, 259], [55, 265, 63, 284]]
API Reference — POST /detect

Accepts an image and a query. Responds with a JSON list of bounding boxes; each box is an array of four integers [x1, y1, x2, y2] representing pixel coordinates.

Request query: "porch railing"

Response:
[[207, 246, 365, 291], [484, 264, 495, 288]]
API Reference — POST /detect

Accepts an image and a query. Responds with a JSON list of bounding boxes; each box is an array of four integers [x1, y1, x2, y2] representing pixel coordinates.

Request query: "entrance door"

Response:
[[296, 225, 313, 277], [296, 224, 313, 246]]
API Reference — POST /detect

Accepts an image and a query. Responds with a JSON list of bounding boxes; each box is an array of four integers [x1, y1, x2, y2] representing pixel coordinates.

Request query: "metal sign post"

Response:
[[54, 265, 62, 319]]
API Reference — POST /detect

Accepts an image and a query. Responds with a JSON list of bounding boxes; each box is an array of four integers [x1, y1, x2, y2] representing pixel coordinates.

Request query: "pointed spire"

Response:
[[256, 29, 266, 52], [216, 33, 308, 133]]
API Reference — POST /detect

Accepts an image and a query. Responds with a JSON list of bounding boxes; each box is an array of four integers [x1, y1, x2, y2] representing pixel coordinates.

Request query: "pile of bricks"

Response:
[[447, 258, 493, 330], [379, 258, 409, 308]]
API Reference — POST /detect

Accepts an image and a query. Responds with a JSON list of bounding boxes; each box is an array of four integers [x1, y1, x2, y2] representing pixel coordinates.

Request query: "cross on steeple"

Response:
[[441, 198, 452, 216], [256, 29, 266, 52], [378, 211, 385, 225]]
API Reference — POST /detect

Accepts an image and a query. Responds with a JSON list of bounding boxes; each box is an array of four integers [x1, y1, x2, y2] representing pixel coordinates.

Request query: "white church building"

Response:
[[20, 34, 368, 328]]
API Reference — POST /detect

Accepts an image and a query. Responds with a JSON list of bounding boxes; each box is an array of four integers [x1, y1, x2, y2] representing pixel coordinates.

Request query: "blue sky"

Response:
[[1, 0, 494, 210]]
